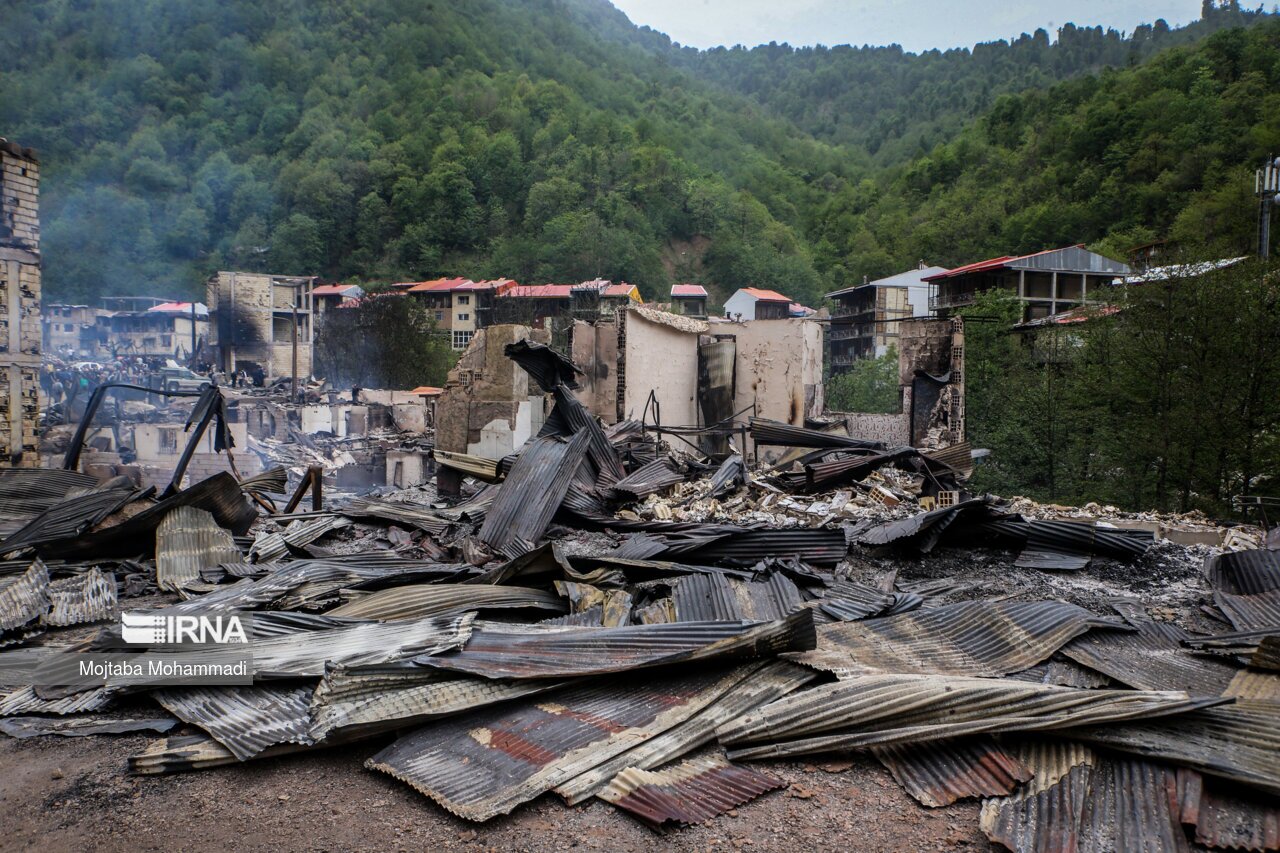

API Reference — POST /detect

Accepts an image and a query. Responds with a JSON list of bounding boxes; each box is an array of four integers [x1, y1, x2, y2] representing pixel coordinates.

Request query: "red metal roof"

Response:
[[405, 277, 473, 293], [671, 284, 708, 298], [456, 279, 516, 293], [147, 301, 209, 315], [740, 287, 792, 303], [411, 386, 444, 396], [602, 283, 637, 298], [509, 284, 574, 298], [922, 246, 1089, 282], [312, 284, 361, 296]]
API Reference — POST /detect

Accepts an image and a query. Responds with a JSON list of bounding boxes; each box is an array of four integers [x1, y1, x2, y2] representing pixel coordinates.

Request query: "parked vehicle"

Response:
[[159, 366, 211, 393]]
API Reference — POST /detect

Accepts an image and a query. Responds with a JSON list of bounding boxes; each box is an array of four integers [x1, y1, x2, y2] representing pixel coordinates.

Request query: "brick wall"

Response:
[[0, 140, 42, 466]]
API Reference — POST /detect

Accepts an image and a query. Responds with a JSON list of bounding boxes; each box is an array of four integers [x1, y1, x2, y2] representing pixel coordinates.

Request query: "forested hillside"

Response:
[[0, 0, 1276, 306]]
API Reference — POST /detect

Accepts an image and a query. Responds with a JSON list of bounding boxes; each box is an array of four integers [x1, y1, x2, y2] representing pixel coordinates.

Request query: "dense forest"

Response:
[[1, 0, 1277, 309]]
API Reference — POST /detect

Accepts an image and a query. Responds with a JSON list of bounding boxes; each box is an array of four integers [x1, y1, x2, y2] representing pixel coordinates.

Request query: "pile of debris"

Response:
[[0, 340, 1276, 850]]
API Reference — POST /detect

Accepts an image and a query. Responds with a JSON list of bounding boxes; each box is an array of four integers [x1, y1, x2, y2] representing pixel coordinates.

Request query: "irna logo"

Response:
[[121, 612, 249, 645]]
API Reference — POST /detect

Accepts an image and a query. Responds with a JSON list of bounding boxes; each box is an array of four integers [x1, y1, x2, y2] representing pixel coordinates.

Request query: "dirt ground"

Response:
[[0, 542, 1213, 853]]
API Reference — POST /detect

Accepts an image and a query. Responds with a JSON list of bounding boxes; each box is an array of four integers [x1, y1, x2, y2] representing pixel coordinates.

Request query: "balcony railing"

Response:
[[929, 291, 976, 311]]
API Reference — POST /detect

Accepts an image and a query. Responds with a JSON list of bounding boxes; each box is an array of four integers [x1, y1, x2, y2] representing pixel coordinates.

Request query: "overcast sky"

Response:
[[609, 0, 1205, 52]]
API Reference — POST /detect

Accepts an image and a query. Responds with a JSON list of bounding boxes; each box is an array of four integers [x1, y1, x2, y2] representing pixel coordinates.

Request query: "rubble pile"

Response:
[[0, 341, 1276, 851]]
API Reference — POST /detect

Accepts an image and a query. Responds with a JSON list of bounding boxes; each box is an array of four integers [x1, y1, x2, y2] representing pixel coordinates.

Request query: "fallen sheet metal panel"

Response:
[[245, 612, 475, 679], [0, 468, 101, 518], [155, 506, 242, 593], [506, 339, 582, 391], [1007, 659, 1115, 689], [681, 528, 848, 567], [0, 562, 49, 641], [0, 714, 176, 739], [979, 741, 1190, 853], [873, 737, 1034, 807], [1065, 703, 1280, 797], [328, 584, 565, 621], [339, 497, 451, 534], [598, 755, 784, 827], [0, 487, 139, 555], [749, 418, 884, 451], [1208, 550, 1280, 631], [41, 567, 117, 627], [816, 578, 918, 622], [249, 515, 351, 562], [129, 733, 314, 774], [793, 599, 1118, 678], [479, 432, 591, 552], [1178, 768, 1280, 852], [418, 610, 816, 680], [365, 665, 755, 822], [309, 667, 569, 741], [606, 459, 685, 500], [153, 685, 314, 761], [718, 674, 1219, 759], [1061, 621, 1241, 696], [0, 685, 114, 715], [556, 660, 815, 805], [433, 450, 502, 481], [670, 572, 803, 622]]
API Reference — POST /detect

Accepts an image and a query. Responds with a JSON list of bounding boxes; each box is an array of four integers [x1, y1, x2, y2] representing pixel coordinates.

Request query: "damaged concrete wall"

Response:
[[570, 318, 618, 425], [619, 306, 703, 427], [207, 271, 313, 380], [836, 317, 965, 448], [723, 318, 824, 458], [0, 139, 42, 466], [436, 325, 548, 459]]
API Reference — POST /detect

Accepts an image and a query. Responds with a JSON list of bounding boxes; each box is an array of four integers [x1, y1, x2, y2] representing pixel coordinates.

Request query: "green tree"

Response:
[[826, 346, 900, 413]]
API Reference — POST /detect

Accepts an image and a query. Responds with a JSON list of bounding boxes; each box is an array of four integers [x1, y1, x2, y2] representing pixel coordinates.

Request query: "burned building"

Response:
[[0, 138, 42, 465], [826, 264, 944, 370], [836, 317, 965, 448], [207, 271, 314, 381]]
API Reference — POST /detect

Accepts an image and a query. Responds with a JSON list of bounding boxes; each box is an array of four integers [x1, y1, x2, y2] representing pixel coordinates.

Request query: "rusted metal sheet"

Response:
[[129, 733, 314, 775], [0, 561, 48, 641], [155, 506, 242, 593], [873, 737, 1033, 807], [0, 685, 114, 715], [153, 685, 315, 760], [479, 432, 591, 552], [418, 610, 815, 680], [552, 581, 630, 627], [41, 567, 117, 627], [0, 715, 175, 738], [366, 665, 759, 822], [979, 741, 1190, 853], [339, 497, 450, 534], [718, 674, 1219, 760], [308, 667, 569, 741], [794, 599, 1118, 679], [670, 572, 803, 622], [599, 755, 784, 827], [1007, 659, 1115, 689], [328, 584, 564, 621], [816, 578, 918, 622], [1061, 621, 1240, 695], [1178, 768, 1280, 852], [556, 660, 815, 805], [1065, 704, 1280, 797]]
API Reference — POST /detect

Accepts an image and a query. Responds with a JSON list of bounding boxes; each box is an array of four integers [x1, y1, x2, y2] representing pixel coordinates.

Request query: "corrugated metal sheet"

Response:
[[671, 572, 803, 622], [979, 741, 1189, 853], [327, 584, 565, 621], [0, 487, 139, 555], [0, 468, 99, 517], [555, 660, 815, 805], [479, 432, 591, 552], [873, 737, 1033, 807], [129, 733, 313, 775], [1019, 519, 1152, 565], [749, 418, 884, 451], [1208, 550, 1280, 631], [1061, 621, 1241, 695], [247, 612, 475, 678], [1178, 768, 1280, 852], [0, 562, 48, 637], [339, 497, 450, 534], [552, 581, 630, 627], [365, 665, 754, 822], [719, 674, 1217, 760], [794, 599, 1118, 679], [41, 567, 117, 626], [308, 668, 569, 741], [419, 610, 816, 680], [606, 459, 685, 500], [1066, 704, 1280, 797], [682, 528, 848, 566], [0, 685, 114, 715], [505, 339, 582, 391], [0, 715, 175, 738], [816, 578, 918, 622], [155, 506, 242, 593], [153, 685, 314, 761], [598, 756, 784, 826], [249, 515, 350, 562], [1007, 658, 1115, 688], [1222, 668, 1280, 704]]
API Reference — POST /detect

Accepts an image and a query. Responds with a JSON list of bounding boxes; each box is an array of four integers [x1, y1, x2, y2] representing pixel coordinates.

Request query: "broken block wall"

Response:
[[0, 140, 42, 466]]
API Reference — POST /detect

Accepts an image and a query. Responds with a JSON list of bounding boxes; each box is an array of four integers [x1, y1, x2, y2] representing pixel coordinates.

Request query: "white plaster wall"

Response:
[[622, 313, 699, 427], [727, 318, 824, 460], [722, 291, 757, 320]]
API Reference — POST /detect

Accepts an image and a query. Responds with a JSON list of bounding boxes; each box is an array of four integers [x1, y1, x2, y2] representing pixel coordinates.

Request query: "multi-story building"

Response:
[[311, 284, 364, 319], [93, 300, 209, 360], [43, 303, 99, 356], [722, 288, 794, 320], [207, 271, 314, 380], [826, 264, 945, 370], [925, 245, 1131, 323], [670, 284, 708, 318], [0, 138, 42, 465]]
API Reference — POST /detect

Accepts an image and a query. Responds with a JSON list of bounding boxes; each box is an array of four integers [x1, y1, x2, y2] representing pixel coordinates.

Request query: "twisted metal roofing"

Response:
[[873, 737, 1033, 808], [598, 755, 784, 827], [153, 685, 314, 760], [42, 567, 117, 627], [326, 583, 564, 621], [155, 506, 242, 593]]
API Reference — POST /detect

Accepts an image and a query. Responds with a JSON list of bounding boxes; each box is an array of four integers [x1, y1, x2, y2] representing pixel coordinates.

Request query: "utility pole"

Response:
[[190, 301, 197, 363], [1256, 155, 1280, 258], [290, 295, 299, 402]]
